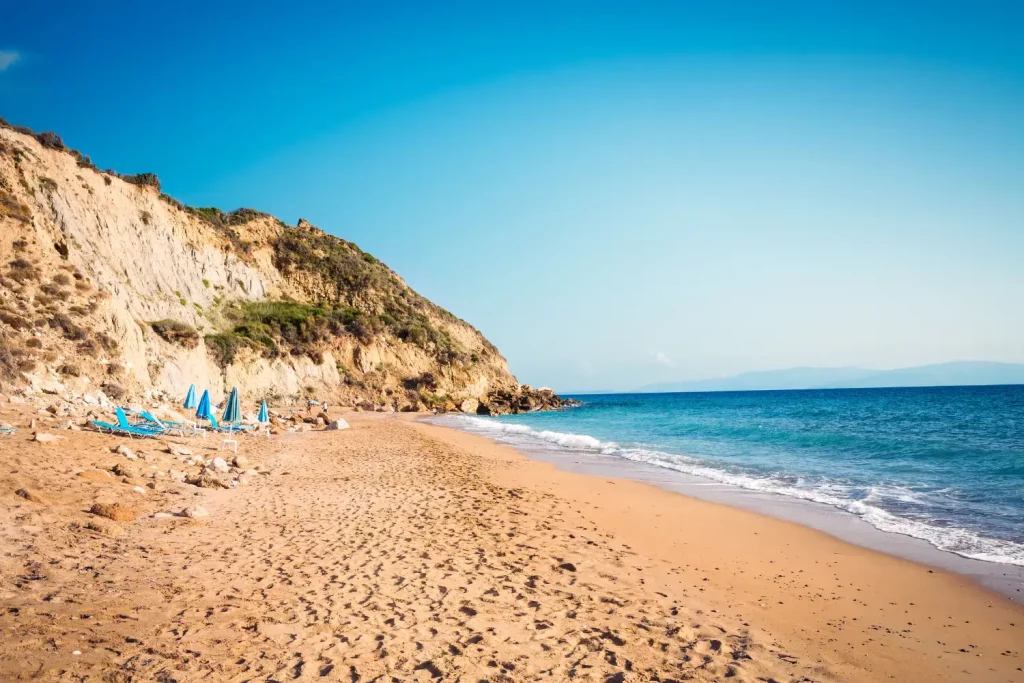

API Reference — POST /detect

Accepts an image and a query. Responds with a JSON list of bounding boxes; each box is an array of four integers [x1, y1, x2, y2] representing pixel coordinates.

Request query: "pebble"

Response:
[[180, 505, 209, 518]]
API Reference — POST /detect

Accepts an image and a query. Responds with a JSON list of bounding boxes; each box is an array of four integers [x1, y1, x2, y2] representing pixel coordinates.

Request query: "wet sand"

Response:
[[0, 411, 1021, 681]]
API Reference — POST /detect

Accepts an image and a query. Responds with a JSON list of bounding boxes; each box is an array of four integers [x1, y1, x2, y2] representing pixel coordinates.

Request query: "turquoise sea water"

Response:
[[436, 386, 1024, 565]]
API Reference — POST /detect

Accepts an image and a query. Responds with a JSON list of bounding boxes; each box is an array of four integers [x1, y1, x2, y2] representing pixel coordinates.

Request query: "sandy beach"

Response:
[[1, 411, 1022, 682]]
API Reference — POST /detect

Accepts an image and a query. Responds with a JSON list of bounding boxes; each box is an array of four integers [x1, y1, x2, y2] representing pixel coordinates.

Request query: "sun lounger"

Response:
[[129, 409, 199, 436], [207, 414, 253, 433], [91, 407, 166, 438]]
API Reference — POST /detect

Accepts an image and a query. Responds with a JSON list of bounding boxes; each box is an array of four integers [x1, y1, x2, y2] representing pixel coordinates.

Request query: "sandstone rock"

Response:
[[325, 418, 350, 431], [152, 512, 174, 519], [33, 432, 64, 444], [209, 457, 230, 473], [180, 505, 209, 518], [15, 488, 50, 504], [89, 502, 137, 522], [115, 445, 137, 460], [185, 473, 229, 489], [236, 474, 250, 486], [39, 380, 65, 395], [165, 443, 192, 456], [232, 454, 249, 469], [86, 518, 123, 537], [460, 398, 479, 414], [132, 486, 147, 496]]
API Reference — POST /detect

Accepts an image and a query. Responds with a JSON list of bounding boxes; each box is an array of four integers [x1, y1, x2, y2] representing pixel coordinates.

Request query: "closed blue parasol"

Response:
[[222, 387, 241, 423], [258, 400, 269, 423], [183, 384, 197, 410], [196, 389, 212, 420]]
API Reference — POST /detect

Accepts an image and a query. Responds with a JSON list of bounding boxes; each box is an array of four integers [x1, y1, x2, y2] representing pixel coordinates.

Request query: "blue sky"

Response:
[[2, 1, 1022, 391]]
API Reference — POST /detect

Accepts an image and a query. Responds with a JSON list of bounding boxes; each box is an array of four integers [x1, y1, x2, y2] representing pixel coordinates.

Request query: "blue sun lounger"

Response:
[[206, 413, 253, 433], [128, 409, 198, 436], [91, 407, 166, 438]]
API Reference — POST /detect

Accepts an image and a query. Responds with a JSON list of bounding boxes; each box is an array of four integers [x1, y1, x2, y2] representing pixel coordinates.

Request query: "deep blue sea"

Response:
[[437, 385, 1024, 566]]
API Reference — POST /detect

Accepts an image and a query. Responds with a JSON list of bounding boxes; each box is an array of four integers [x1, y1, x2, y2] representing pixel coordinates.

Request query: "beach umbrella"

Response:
[[222, 387, 241, 424], [258, 400, 269, 424], [183, 384, 197, 410], [195, 389, 212, 421]]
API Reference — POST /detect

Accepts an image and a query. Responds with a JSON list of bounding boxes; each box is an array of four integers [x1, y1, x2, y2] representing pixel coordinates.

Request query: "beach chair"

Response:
[[91, 407, 166, 439], [129, 409, 199, 436], [208, 413, 253, 433]]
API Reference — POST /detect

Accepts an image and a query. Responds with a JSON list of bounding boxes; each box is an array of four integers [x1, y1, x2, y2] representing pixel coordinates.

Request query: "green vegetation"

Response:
[[271, 225, 466, 362], [149, 319, 200, 348]]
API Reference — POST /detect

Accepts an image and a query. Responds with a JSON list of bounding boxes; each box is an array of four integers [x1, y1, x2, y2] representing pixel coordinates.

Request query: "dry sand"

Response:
[[0, 411, 1021, 682]]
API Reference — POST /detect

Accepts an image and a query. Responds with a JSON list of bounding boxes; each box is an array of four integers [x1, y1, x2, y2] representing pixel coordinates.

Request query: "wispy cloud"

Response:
[[653, 351, 674, 368], [0, 51, 21, 72]]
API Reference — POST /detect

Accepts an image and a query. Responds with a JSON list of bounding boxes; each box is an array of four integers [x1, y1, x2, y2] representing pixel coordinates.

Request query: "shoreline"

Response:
[[424, 414, 1024, 602], [410, 416, 1024, 679]]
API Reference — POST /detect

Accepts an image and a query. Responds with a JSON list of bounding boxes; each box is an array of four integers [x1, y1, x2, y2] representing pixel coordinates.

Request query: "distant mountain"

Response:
[[639, 361, 1024, 393]]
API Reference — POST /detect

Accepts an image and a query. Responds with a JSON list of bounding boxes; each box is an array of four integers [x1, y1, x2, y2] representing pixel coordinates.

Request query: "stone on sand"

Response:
[[325, 418, 350, 431], [33, 432, 64, 444], [459, 398, 479, 414], [185, 473, 229, 489], [180, 505, 209, 518], [89, 502, 138, 522], [85, 518, 124, 537], [115, 444, 137, 460], [15, 488, 50, 505], [232, 454, 249, 469], [209, 457, 230, 473]]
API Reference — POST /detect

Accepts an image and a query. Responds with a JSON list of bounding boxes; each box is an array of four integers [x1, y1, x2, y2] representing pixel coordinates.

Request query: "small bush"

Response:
[[122, 173, 161, 192], [77, 339, 99, 357], [0, 188, 32, 223], [0, 311, 30, 330], [58, 363, 81, 376], [38, 176, 58, 192], [96, 332, 118, 352], [101, 382, 126, 400], [7, 258, 39, 284], [35, 131, 65, 151], [52, 272, 72, 287], [25, 337, 42, 348], [139, 210, 152, 225], [149, 319, 199, 348], [48, 313, 87, 341]]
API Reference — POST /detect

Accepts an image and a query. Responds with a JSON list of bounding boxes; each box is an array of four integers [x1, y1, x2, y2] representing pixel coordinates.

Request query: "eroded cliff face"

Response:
[[0, 122, 562, 412]]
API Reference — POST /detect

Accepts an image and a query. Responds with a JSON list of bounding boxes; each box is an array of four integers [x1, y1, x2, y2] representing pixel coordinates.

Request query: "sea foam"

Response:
[[435, 413, 1024, 567]]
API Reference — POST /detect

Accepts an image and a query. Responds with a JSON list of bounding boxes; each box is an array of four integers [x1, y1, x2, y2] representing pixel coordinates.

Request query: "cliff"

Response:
[[0, 120, 567, 413]]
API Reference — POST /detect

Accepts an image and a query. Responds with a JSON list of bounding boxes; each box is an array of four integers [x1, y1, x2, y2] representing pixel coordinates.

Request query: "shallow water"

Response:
[[433, 386, 1024, 567]]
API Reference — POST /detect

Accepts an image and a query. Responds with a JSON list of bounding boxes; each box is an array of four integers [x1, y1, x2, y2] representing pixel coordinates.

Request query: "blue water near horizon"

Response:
[[436, 385, 1024, 566]]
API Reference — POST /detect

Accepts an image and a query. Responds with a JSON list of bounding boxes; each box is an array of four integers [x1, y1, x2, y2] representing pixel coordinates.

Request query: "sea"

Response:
[[431, 385, 1024, 569]]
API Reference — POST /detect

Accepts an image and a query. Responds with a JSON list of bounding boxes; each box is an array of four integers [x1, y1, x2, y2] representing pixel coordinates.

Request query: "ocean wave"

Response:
[[433, 415, 1024, 566]]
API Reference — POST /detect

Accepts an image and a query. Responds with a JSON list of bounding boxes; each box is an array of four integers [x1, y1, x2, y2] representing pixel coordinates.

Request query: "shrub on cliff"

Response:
[[122, 173, 161, 192], [150, 319, 200, 348]]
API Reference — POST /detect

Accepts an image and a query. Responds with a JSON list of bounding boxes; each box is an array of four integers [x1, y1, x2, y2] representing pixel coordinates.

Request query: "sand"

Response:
[[0, 411, 1021, 682]]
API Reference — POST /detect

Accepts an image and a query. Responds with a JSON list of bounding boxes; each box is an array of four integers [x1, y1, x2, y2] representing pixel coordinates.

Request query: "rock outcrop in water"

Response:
[[0, 119, 568, 413]]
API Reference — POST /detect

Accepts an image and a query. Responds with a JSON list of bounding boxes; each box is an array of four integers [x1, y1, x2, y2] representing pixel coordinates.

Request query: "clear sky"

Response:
[[2, 1, 1022, 392]]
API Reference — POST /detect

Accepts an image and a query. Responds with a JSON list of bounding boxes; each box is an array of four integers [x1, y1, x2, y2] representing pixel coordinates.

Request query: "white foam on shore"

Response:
[[433, 415, 1024, 567]]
